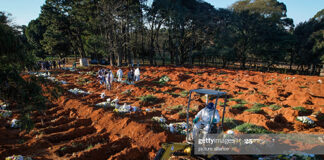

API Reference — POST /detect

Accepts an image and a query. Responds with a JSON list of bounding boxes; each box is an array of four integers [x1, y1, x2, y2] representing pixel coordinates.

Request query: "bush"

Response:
[[234, 123, 272, 134], [269, 104, 281, 111], [139, 95, 158, 105]]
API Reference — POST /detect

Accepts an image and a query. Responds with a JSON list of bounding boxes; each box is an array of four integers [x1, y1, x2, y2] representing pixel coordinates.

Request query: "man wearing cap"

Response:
[[192, 102, 220, 138]]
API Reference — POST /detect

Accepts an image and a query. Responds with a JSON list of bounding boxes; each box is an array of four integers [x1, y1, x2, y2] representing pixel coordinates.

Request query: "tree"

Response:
[[25, 19, 47, 59]]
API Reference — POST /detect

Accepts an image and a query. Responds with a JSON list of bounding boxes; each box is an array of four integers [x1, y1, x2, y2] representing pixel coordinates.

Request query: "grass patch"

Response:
[[269, 104, 281, 111], [234, 123, 272, 134], [121, 89, 132, 95], [266, 79, 274, 85], [178, 110, 186, 117], [189, 105, 199, 113], [168, 105, 185, 111], [159, 75, 170, 84], [293, 106, 307, 112], [216, 82, 224, 85], [237, 92, 244, 95], [180, 90, 189, 97], [246, 107, 263, 114], [86, 144, 94, 150], [231, 104, 246, 110], [298, 85, 308, 88], [218, 101, 229, 106], [229, 98, 247, 104], [139, 95, 158, 105], [252, 103, 266, 108], [223, 118, 241, 129]]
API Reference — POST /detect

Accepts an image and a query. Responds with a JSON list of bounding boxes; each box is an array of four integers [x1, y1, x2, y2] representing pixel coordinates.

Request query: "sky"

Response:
[[0, 0, 323, 26]]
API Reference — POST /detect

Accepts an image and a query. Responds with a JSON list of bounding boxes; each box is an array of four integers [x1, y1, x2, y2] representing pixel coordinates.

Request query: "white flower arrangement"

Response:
[[68, 88, 91, 95], [95, 102, 110, 108], [151, 116, 188, 135], [296, 116, 315, 126], [113, 103, 139, 113], [152, 116, 166, 123]]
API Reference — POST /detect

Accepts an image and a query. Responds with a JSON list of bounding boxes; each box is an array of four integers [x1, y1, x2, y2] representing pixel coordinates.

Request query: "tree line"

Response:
[[22, 0, 324, 74]]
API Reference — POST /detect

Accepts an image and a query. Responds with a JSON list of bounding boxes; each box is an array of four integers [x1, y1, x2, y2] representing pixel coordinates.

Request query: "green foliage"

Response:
[[234, 123, 272, 134], [168, 105, 184, 111], [139, 95, 158, 105], [223, 118, 241, 129], [229, 98, 247, 104], [178, 110, 186, 117], [180, 90, 189, 97], [86, 144, 94, 150], [293, 106, 307, 113], [159, 75, 170, 84], [19, 113, 34, 132], [252, 103, 266, 108], [231, 104, 246, 110], [246, 107, 263, 114], [268, 104, 281, 111]]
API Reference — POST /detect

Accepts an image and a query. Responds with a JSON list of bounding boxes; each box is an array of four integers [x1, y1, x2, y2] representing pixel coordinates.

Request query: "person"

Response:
[[127, 68, 134, 84], [58, 60, 61, 69], [62, 58, 66, 67], [106, 69, 114, 90], [97, 69, 104, 85], [52, 60, 57, 69], [73, 61, 77, 69], [117, 68, 123, 82], [192, 102, 220, 138], [134, 67, 140, 81]]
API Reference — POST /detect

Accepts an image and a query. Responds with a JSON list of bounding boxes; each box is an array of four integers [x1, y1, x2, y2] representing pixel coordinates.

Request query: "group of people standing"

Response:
[[97, 68, 140, 90], [39, 59, 66, 70]]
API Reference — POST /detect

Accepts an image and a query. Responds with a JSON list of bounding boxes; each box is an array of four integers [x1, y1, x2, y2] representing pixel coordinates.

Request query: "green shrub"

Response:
[[269, 104, 281, 111], [246, 107, 263, 114], [139, 95, 158, 105], [234, 123, 272, 134]]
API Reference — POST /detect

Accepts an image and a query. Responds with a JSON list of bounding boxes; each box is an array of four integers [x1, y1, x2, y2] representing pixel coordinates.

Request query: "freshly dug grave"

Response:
[[0, 66, 323, 160]]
